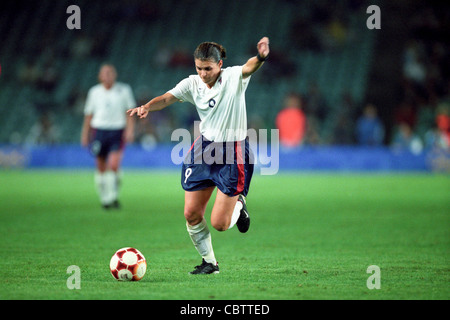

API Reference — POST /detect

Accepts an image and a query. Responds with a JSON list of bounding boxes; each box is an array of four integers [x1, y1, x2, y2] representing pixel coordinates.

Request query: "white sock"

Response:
[[95, 171, 120, 205], [186, 219, 216, 265], [228, 200, 243, 230], [94, 171, 109, 205], [104, 171, 117, 204], [107, 170, 120, 202]]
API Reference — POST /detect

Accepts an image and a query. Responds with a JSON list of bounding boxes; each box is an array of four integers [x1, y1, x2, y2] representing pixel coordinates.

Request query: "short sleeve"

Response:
[[168, 77, 194, 104], [83, 89, 95, 115]]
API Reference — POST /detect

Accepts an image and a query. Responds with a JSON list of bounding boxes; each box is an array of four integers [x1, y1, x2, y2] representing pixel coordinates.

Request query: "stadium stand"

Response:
[[0, 0, 376, 145]]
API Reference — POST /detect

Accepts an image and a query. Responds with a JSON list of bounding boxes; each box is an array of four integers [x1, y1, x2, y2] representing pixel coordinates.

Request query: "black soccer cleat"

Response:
[[102, 203, 112, 210], [236, 194, 250, 233], [189, 259, 219, 275], [112, 199, 121, 209], [102, 200, 120, 210]]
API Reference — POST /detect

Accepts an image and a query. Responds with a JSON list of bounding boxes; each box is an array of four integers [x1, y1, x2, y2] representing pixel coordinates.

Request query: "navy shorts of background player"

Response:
[[89, 129, 125, 158], [181, 135, 254, 197]]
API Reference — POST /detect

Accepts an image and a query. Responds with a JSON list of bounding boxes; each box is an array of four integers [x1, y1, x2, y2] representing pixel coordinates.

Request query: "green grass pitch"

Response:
[[0, 170, 448, 300]]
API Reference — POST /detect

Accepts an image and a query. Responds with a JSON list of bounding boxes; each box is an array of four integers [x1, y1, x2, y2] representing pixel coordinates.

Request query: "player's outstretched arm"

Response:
[[127, 92, 178, 119], [242, 37, 270, 79]]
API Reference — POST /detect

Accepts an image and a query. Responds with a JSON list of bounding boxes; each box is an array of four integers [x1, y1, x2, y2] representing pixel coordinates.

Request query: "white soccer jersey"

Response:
[[168, 66, 251, 142], [84, 82, 136, 130]]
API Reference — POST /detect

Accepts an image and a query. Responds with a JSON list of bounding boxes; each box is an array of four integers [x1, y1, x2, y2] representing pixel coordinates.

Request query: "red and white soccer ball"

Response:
[[109, 247, 147, 281]]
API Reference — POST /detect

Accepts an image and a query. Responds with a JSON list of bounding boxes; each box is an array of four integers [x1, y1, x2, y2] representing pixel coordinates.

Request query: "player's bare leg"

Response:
[[96, 156, 108, 172], [107, 150, 123, 172], [210, 190, 239, 231], [211, 190, 250, 233], [184, 187, 215, 225]]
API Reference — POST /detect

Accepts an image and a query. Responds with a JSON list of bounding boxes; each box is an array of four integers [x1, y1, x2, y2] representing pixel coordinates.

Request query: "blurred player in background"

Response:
[[128, 37, 270, 274], [81, 63, 136, 209]]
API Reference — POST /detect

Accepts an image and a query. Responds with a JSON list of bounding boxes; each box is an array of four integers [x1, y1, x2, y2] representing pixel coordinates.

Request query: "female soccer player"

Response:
[[128, 37, 270, 274], [81, 64, 136, 209]]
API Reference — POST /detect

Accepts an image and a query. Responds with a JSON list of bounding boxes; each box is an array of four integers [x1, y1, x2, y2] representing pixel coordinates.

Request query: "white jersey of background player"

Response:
[[85, 82, 135, 130]]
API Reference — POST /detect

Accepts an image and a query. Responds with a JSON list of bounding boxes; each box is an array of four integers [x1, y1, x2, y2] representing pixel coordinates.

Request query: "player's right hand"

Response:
[[127, 105, 149, 119]]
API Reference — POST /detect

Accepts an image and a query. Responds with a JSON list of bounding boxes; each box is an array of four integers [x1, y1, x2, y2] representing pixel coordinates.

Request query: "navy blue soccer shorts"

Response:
[[89, 128, 125, 158], [181, 136, 254, 197]]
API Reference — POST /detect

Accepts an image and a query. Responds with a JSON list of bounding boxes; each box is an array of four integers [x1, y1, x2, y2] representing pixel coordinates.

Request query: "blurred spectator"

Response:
[[303, 117, 321, 145], [153, 40, 172, 69], [320, 14, 349, 51], [153, 108, 177, 143], [289, 2, 353, 52], [36, 60, 59, 93], [67, 87, 87, 115], [248, 114, 265, 132], [436, 103, 450, 147], [394, 100, 417, 129], [403, 41, 427, 86], [134, 108, 176, 144], [332, 113, 354, 145], [289, 14, 322, 52], [91, 29, 109, 57], [304, 82, 327, 123], [339, 90, 358, 121], [70, 32, 93, 59], [327, 91, 357, 144], [169, 46, 192, 69], [356, 104, 384, 146], [25, 113, 60, 145], [260, 50, 296, 81], [135, 117, 158, 150], [276, 92, 306, 148], [17, 58, 40, 85], [391, 123, 423, 154], [424, 124, 448, 150], [396, 3, 450, 150], [114, 0, 161, 22]]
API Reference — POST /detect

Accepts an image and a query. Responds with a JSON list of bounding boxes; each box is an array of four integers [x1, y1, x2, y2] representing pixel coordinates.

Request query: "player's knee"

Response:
[[184, 209, 203, 226], [108, 160, 120, 172], [108, 151, 122, 171], [211, 218, 229, 232]]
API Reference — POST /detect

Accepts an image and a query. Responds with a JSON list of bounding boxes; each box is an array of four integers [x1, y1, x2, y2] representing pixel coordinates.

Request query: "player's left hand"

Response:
[[257, 37, 270, 59]]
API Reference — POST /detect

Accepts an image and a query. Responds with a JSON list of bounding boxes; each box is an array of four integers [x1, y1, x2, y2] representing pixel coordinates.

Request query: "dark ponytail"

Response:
[[193, 42, 227, 63]]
